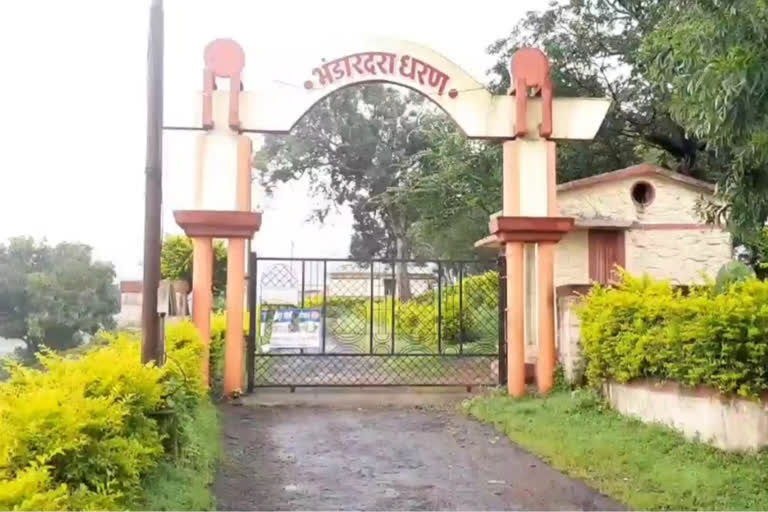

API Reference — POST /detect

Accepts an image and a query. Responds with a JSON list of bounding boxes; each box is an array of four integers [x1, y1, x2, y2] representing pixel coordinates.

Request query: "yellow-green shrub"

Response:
[[299, 271, 499, 352], [0, 320, 206, 510], [578, 271, 768, 397], [208, 312, 250, 395]]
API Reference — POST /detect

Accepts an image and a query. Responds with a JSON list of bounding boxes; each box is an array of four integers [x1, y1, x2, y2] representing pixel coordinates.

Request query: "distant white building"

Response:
[[328, 267, 437, 298], [117, 281, 143, 328], [0, 338, 25, 357], [116, 280, 191, 328]]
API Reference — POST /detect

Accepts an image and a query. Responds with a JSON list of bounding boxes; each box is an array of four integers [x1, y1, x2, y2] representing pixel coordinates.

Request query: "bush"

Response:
[[298, 271, 499, 353], [578, 271, 768, 397], [208, 312, 251, 397], [161, 235, 228, 296], [0, 320, 212, 510], [714, 260, 756, 294]]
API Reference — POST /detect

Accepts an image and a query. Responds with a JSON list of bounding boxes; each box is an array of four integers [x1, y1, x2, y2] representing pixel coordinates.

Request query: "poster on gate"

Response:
[[260, 308, 321, 350]]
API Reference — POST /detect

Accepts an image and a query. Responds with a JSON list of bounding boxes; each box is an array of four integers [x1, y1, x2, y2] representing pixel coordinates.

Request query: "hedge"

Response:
[[578, 271, 768, 398], [0, 320, 214, 510], [302, 271, 499, 352]]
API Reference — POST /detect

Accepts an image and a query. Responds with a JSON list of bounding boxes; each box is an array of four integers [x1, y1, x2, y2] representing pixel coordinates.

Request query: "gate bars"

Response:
[[246, 255, 505, 389]]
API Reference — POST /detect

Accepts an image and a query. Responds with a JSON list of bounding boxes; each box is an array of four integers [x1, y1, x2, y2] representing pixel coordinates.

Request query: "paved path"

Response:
[[215, 404, 623, 510]]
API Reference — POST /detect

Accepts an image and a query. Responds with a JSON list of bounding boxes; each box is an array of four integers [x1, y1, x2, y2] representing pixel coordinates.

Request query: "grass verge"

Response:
[[464, 390, 768, 510], [133, 399, 221, 511]]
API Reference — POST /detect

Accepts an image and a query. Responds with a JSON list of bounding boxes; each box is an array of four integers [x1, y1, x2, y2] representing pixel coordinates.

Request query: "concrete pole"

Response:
[[536, 242, 556, 393], [141, 0, 163, 365], [224, 239, 246, 395], [536, 142, 559, 394], [502, 141, 526, 397], [192, 237, 213, 386]]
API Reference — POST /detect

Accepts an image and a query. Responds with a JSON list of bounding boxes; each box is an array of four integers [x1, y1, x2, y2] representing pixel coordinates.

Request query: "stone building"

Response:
[[553, 163, 731, 286], [476, 163, 733, 381], [477, 163, 732, 286]]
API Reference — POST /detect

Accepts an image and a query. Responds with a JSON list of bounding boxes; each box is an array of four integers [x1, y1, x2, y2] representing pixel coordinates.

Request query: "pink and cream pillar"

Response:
[[163, 36, 608, 398], [174, 39, 261, 396], [490, 49, 575, 396]]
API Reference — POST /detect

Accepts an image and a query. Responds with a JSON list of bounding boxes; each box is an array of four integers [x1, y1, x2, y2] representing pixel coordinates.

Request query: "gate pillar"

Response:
[[192, 236, 214, 386], [173, 39, 261, 397]]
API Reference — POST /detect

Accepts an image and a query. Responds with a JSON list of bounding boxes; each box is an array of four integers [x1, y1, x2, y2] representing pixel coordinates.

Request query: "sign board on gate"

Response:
[[261, 308, 321, 350]]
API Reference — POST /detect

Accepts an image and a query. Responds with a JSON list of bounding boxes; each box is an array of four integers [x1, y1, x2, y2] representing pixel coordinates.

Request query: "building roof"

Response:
[[120, 281, 143, 293], [487, 164, 716, 221], [330, 271, 435, 280], [556, 163, 715, 194]]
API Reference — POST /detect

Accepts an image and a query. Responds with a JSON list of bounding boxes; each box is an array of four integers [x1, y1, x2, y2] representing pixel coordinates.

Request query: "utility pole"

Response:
[[142, 0, 164, 364]]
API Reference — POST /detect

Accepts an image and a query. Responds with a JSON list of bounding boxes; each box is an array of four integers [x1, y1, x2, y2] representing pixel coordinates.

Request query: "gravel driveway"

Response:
[[215, 403, 622, 510]]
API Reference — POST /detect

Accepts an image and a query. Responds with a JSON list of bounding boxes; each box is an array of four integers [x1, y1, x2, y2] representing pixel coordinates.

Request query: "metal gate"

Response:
[[245, 255, 505, 390]]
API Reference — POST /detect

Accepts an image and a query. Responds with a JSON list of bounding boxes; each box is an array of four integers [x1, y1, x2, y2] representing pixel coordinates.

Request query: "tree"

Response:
[[487, 0, 714, 179], [160, 235, 228, 296], [0, 237, 119, 353], [378, 115, 502, 262], [254, 84, 429, 300], [642, 0, 768, 238]]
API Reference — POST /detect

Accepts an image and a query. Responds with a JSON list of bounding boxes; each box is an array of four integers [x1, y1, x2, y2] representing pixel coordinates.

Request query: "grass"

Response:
[[464, 390, 768, 510], [133, 399, 221, 511]]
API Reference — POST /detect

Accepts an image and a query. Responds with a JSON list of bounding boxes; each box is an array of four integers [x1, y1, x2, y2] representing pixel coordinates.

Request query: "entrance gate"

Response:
[[246, 255, 506, 390]]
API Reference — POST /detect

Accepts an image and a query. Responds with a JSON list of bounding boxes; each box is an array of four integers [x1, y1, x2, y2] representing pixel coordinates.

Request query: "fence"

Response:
[[246, 256, 504, 389]]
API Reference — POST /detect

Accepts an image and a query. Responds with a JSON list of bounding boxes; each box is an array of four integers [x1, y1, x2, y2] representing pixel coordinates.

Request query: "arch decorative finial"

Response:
[[203, 38, 246, 131], [510, 48, 553, 138]]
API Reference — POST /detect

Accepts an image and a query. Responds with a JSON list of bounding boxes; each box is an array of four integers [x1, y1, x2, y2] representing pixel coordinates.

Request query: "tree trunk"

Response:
[[395, 236, 412, 302]]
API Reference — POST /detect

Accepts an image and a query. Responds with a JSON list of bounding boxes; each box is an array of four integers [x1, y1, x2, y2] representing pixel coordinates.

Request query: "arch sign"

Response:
[[169, 37, 610, 398]]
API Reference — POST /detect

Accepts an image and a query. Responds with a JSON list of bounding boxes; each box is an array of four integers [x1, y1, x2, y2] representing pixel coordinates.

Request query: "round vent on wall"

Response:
[[631, 181, 655, 209]]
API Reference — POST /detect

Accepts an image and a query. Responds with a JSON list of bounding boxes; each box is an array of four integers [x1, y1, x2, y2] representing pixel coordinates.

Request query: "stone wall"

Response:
[[556, 293, 583, 383], [555, 230, 589, 286], [625, 228, 732, 284], [559, 174, 706, 224], [605, 380, 768, 452]]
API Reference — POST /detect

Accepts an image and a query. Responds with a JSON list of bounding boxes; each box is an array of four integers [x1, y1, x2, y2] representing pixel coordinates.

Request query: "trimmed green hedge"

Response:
[[578, 271, 768, 398], [303, 271, 499, 352]]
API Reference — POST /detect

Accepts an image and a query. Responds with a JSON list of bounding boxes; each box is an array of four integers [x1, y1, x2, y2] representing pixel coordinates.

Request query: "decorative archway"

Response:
[[169, 37, 610, 398]]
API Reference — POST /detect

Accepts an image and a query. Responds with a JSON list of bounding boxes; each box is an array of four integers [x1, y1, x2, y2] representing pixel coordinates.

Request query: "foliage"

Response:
[[132, 400, 219, 511], [255, 85, 428, 266], [749, 228, 768, 279], [714, 261, 756, 294], [303, 271, 499, 353], [379, 117, 503, 261], [642, 0, 768, 237], [0, 237, 119, 354], [0, 321, 215, 510], [487, 0, 715, 179], [161, 235, 228, 296], [578, 271, 768, 397], [207, 312, 251, 397], [465, 391, 768, 510]]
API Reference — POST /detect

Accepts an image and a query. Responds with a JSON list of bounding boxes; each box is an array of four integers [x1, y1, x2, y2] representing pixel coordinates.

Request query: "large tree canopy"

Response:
[[487, 0, 714, 179], [256, 0, 764, 264], [0, 237, 119, 354], [377, 115, 501, 261], [254, 85, 428, 299], [642, 0, 768, 238]]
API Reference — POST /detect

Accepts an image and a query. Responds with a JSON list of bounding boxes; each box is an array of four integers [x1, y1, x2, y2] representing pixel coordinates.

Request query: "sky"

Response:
[[0, 0, 544, 281]]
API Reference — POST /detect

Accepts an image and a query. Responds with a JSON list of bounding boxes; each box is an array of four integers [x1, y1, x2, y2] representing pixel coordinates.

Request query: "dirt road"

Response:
[[215, 404, 622, 510]]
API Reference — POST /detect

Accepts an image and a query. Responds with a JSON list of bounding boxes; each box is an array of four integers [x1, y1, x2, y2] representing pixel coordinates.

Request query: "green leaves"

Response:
[[160, 235, 228, 296], [255, 85, 428, 260], [0, 237, 119, 353], [578, 271, 768, 397], [642, 0, 768, 236]]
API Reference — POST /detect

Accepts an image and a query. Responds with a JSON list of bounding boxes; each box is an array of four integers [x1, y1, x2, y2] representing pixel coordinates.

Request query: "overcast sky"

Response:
[[0, 0, 544, 280]]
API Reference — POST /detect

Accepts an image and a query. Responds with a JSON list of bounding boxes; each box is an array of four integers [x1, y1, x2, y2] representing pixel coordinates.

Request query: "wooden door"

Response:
[[588, 230, 625, 284]]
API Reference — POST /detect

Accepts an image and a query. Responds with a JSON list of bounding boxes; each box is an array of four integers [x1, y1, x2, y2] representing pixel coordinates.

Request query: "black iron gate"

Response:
[[246, 255, 504, 389]]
